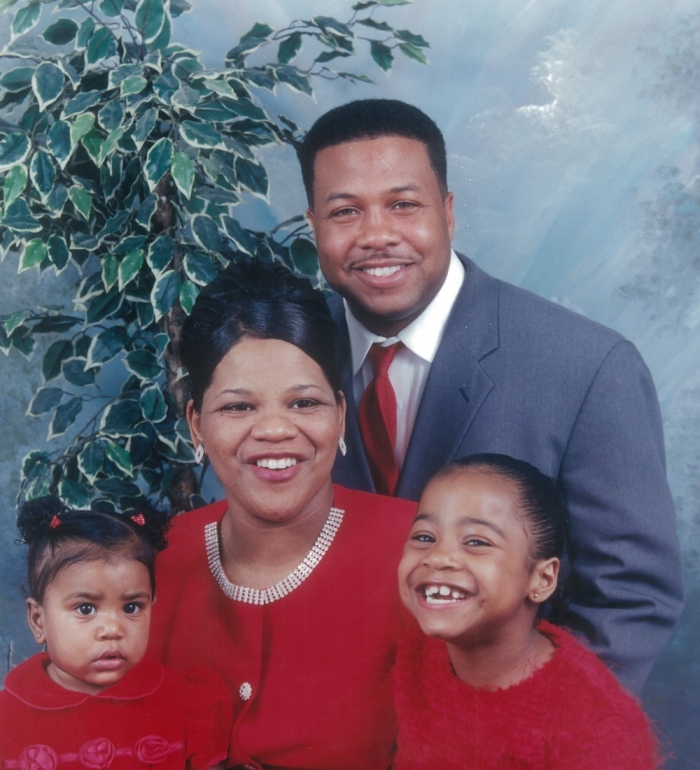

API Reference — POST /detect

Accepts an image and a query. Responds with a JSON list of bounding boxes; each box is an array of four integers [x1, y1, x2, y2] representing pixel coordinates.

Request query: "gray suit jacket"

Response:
[[330, 253, 683, 694]]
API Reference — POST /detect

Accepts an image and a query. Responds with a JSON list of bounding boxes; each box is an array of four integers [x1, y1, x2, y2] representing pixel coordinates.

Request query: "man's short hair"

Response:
[[299, 99, 448, 205]]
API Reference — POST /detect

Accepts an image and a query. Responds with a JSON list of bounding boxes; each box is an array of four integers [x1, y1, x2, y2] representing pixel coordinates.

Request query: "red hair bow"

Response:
[[49, 515, 61, 529], [130, 513, 146, 526]]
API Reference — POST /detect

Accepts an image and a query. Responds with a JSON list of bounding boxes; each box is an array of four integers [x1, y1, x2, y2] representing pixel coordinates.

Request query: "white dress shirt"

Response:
[[345, 250, 465, 469]]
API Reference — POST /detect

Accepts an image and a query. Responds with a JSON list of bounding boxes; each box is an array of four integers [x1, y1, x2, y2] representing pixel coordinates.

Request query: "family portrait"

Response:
[[0, 0, 698, 767]]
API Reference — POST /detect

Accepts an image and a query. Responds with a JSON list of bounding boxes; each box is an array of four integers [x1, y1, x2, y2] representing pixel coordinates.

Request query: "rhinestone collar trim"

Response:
[[204, 507, 344, 604]]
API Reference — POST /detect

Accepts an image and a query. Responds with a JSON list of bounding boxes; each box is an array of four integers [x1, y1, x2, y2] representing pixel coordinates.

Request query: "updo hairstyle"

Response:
[[17, 495, 172, 602], [181, 258, 341, 411]]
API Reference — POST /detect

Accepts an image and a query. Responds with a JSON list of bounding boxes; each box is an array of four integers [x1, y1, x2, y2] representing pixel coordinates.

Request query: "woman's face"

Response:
[[188, 337, 345, 524]]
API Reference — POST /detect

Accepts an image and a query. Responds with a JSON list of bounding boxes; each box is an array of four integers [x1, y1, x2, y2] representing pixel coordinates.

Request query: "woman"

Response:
[[148, 259, 416, 770]]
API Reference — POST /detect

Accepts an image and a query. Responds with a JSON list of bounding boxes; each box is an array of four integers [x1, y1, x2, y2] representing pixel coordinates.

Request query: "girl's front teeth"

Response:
[[256, 458, 298, 469], [424, 584, 468, 602]]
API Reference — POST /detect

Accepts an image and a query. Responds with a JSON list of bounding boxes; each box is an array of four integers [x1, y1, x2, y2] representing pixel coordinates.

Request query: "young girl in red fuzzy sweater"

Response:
[[0, 496, 231, 770], [394, 454, 660, 770]]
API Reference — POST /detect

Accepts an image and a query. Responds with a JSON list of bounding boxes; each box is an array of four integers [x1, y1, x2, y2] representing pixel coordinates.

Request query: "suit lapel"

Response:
[[329, 296, 375, 492], [396, 255, 499, 500]]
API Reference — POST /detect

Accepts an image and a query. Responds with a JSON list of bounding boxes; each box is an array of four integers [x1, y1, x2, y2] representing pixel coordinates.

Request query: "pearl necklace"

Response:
[[204, 507, 345, 605]]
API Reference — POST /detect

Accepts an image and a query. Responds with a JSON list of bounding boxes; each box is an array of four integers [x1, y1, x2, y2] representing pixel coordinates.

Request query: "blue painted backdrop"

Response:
[[1, 1, 698, 766]]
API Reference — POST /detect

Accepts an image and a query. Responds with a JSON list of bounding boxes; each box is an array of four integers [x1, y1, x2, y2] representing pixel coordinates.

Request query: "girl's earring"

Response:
[[338, 437, 347, 456], [195, 445, 205, 464], [532, 593, 539, 600]]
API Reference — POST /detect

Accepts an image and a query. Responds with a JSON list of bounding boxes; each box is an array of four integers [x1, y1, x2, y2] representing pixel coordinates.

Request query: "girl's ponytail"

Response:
[[123, 498, 172, 553], [17, 495, 71, 545]]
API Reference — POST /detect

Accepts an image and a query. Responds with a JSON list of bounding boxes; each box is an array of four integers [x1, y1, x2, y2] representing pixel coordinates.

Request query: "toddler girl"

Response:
[[0, 496, 231, 770], [394, 453, 660, 769]]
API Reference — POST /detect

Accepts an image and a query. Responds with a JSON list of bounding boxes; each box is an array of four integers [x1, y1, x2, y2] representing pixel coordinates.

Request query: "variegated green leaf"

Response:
[[3, 164, 27, 207], [86, 27, 115, 64], [139, 384, 167, 422], [135, 0, 166, 44], [5, 310, 29, 337], [171, 151, 194, 198], [47, 235, 70, 272], [32, 62, 65, 111], [118, 248, 144, 290], [69, 113, 95, 145], [43, 18, 79, 45], [47, 120, 72, 167], [0, 132, 31, 172], [144, 137, 173, 190], [132, 107, 157, 150], [121, 75, 148, 96], [124, 348, 161, 380], [147, 234, 174, 275], [86, 326, 128, 369], [12, 2, 40, 38], [180, 120, 224, 149], [48, 397, 83, 441], [59, 478, 91, 508], [104, 440, 133, 476], [102, 254, 118, 291], [78, 440, 106, 482], [18, 239, 47, 272], [183, 250, 216, 285], [191, 215, 221, 252], [30, 150, 56, 200], [27, 387, 63, 417], [150, 269, 181, 321], [179, 278, 199, 315], [68, 186, 92, 219]]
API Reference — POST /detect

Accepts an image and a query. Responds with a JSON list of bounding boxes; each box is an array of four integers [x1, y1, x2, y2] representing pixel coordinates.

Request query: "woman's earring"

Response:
[[532, 593, 539, 600], [195, 445, 205, 464], [338, 437, 347, 456]]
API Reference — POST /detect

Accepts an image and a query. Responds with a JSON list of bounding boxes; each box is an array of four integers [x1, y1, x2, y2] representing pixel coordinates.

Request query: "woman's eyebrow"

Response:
[[288, 384, 324, 393]]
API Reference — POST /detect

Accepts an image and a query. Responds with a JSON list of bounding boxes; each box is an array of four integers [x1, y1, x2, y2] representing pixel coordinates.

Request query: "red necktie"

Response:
[[358, 342, 404, 496]]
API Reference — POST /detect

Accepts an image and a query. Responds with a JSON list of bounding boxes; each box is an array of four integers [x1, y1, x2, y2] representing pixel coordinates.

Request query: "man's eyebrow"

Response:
[[324, 191, 359, 203], [324, 184, 424, 204]]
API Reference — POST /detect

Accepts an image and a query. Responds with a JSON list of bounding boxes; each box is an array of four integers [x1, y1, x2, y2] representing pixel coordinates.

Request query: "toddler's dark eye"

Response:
[[76, 604, 95, 616], [124, 602, 142, 615], [411, 532, 435, 543]]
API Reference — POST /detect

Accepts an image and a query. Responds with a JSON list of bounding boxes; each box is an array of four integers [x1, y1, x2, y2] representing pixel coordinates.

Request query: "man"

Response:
[[299, 99, 682, 695]]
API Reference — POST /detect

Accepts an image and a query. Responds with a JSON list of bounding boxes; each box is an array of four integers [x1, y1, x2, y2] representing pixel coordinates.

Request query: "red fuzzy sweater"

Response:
[[393, 621, 660, 769]]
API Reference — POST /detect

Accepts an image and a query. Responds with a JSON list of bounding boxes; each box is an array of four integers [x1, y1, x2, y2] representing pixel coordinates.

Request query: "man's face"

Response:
[[308, 135, 454, 338]]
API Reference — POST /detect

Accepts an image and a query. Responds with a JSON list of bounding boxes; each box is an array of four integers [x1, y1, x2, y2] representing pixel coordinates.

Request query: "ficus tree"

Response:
[[0, 0, 429, 512]]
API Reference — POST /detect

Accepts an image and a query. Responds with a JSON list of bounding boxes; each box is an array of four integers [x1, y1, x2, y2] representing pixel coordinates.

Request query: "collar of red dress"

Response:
[[3, 653, 165, 711]]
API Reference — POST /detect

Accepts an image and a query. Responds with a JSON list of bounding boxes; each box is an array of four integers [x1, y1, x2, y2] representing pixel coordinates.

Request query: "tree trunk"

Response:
[[155, 175, 198, 512]]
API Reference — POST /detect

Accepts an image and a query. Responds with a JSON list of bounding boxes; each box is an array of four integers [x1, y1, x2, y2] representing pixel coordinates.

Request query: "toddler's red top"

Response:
[[0, 655, 231, 770], [393, 620, 660, 769]]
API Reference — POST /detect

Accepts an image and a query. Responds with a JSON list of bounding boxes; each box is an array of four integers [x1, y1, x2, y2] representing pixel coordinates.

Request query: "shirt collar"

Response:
[[345, 249, 465, 374], [3, 653, 165, 711]]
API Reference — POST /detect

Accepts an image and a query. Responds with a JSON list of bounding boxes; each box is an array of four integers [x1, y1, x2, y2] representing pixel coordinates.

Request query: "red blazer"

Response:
[[0, 655, 230, 770], [148, 484, 417, 770], [393, 620, 660, 769]]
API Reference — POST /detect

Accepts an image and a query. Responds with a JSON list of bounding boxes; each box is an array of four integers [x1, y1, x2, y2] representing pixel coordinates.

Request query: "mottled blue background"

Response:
[[1, 1, 699, 766]]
